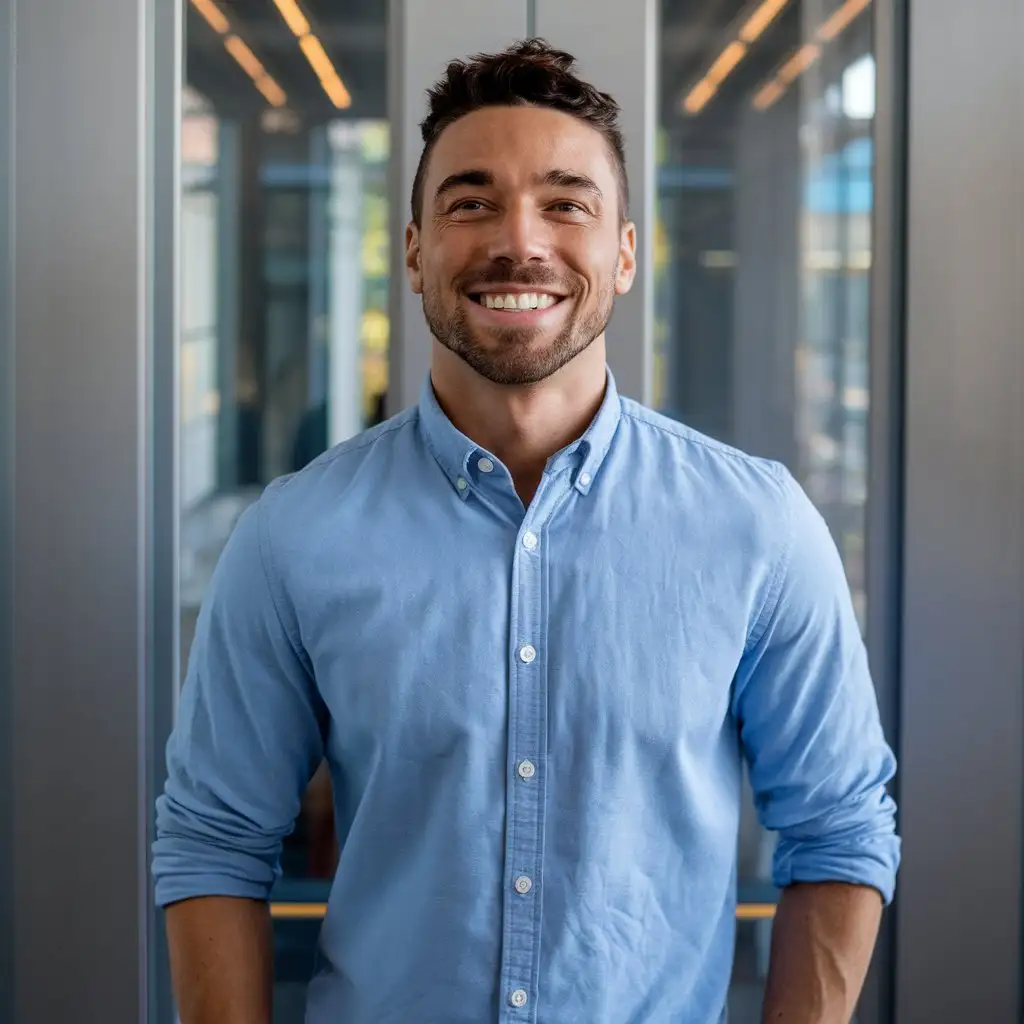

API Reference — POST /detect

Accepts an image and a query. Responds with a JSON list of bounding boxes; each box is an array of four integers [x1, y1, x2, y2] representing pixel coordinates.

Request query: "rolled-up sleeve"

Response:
[[152, 491, 327, 907], [732, 467, 900, 904]]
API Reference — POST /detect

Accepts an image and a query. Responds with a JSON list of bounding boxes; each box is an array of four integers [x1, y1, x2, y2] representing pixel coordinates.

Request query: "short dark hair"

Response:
[[411, 38, 628, 227]]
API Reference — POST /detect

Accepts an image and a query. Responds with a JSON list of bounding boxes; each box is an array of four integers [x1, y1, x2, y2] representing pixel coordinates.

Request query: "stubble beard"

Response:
[[422, 270, 616, 387]]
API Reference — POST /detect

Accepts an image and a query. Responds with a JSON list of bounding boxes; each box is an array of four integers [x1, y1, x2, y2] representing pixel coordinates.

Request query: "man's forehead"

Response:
[[427, 106, 615, 186]]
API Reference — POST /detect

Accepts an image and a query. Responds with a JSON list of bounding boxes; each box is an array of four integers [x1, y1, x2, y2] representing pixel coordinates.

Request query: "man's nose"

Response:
[[486, 203, 551, 264]]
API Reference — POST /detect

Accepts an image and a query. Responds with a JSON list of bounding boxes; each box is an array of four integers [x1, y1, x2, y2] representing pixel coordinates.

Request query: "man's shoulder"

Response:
[[618, 397, 790, 501], [259, 406, 419, 522]]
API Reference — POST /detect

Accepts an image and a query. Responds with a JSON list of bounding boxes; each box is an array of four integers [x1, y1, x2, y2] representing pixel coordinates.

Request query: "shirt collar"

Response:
[[418, 368, 622, 499]]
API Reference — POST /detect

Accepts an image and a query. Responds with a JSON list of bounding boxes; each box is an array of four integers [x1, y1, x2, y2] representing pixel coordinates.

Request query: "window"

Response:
[[180, 2, 388, 1018]]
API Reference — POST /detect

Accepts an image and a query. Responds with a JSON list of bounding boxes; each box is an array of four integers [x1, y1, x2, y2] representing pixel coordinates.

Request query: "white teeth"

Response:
[[481, 292, 558, 311]]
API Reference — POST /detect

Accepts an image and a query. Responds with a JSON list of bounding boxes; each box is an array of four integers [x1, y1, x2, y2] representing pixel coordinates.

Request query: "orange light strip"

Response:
[[270, 902, 779, 922], [684, 0, 793, 115], [190, 0, 287, 108], [223, 35, 288, 108], [272, 0, 352, 110], [818, 0, 874, 42], [739, 0, 792, 44], [777, 43, 821, 84], [190, 0, 229, 35], [751, 0, 874, 111]]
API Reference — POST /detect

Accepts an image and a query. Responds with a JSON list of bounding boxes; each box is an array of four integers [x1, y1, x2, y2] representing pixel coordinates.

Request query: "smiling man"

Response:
[[154, 40, 900, 1024]]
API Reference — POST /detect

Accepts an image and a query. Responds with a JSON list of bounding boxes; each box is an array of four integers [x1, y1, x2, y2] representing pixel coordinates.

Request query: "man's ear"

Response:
[[615, 221, 637, 296], [406, 222, 423, 294]]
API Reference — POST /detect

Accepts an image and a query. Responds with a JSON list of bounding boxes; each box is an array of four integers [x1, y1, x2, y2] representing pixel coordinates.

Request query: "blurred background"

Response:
[[2, 1, 1023, 1022]]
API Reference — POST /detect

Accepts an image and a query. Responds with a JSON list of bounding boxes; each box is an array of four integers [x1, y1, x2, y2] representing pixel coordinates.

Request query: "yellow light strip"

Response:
[[751, 0, 874, 112], [752, 79, 787, 110], [739, 0, 791, 44], [224, 35, 288, 108], [818, 0, 873, 42], [777, 42, 821, 84], [270, 902, 779, 922], [683, 78, 719, 115], [683, 0, 793, 115], [271, 0, 311, 37], [190, 0, 230, 35], [256, 76, 289, 109], [271, 0, 352, 110], [707, 41, 748, 85]]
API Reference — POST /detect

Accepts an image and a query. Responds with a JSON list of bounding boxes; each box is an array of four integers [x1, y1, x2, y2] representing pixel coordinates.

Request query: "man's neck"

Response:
[[429, 339, 608, 505]]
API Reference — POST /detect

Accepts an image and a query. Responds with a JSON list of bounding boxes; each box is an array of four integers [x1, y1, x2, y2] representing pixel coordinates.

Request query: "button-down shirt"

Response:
[[153, 370, 899, 1024]]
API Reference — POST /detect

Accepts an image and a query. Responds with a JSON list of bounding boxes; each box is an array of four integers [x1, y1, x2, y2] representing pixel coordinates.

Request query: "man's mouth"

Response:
[[468, 291, 565, 312]]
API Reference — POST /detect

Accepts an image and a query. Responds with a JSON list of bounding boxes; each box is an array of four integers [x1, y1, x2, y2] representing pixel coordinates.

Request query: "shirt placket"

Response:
[[498, 473, 570, 1022]]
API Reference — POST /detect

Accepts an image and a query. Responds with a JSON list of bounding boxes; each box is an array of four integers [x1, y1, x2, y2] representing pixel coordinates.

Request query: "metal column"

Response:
[[4, 0, 176, 1018], [897, 0, 1024, 1018]]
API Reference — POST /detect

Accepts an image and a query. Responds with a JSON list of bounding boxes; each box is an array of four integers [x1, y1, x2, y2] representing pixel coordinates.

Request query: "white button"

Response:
[[579, 471, 592, 487], [477, 457, 494, 473], [514, 875, 533, 894], [519, 644, 537, 664], [456, 477, 468, 491], [517, 759, 536, 779], [522, 531, 538, 551], [509, 988, 529, 1008]]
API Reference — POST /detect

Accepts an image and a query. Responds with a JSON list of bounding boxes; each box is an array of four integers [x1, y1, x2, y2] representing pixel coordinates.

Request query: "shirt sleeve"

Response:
[[732, 466, 901, 904], [152, 492, 328, 907]]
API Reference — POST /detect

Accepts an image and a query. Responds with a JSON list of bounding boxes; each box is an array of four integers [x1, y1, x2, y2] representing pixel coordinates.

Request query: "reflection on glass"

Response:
[[179, 1, 387, 1016], [658, 1, 875, 1017]]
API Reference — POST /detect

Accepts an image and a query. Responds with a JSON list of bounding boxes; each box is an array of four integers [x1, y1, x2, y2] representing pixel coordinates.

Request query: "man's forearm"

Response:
[[761, 881, 883, 1023], [166, 896, 274, 1024]]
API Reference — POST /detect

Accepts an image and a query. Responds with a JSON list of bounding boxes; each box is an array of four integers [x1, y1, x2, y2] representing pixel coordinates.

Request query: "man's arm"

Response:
[[166, 897, 273, 1024], [732, 468, 900, 1021], [762, 882, 882, 1023], [153, 494, 327, 1022]]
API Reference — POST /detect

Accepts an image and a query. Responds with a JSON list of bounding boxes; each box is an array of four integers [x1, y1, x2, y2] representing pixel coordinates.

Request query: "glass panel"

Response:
[[180, 1, 388, 1017], [657, 0, 876, 1015]]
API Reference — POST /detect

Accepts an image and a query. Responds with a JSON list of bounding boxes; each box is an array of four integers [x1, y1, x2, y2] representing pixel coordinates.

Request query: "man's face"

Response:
[[406, 105, 637, 386]]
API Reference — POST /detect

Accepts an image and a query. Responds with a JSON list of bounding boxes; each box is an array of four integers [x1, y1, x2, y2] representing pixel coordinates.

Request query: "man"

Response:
[[154, 39, 899, 1024]]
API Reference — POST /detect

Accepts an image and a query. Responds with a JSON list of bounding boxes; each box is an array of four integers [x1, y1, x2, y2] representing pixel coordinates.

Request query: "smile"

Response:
[[469, 291, 564, 311]]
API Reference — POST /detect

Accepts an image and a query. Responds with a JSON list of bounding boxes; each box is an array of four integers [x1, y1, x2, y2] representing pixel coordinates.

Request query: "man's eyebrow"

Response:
[[435, 170, 494, 200], [535, 169, 604, 199]]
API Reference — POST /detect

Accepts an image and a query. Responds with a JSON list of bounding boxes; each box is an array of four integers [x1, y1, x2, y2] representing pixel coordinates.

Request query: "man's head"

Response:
[[406, 39, 637, 387]]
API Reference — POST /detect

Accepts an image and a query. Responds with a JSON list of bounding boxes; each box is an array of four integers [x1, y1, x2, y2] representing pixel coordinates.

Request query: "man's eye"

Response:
[[550, 201, 585, 214], [451, 200, 485, 212]]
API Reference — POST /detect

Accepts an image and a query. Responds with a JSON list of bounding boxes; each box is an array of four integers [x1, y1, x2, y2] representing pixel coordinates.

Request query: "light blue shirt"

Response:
[[154, 370, 899, 1024]]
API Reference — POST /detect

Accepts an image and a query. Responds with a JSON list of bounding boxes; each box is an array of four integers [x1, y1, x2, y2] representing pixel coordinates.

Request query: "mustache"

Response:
[[455, 264, 575, 293]]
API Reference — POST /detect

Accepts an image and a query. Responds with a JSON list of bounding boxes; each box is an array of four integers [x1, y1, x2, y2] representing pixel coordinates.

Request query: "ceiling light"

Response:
[[224, 35, 288, 109], [777, 43, 821, 84], [752, 80, 786, 110], [271, 0, 311, 38], [818, 0, 873, 42], [299, 35, 352, 108], [739, 0, 791, 44], [707, 41, 748, 85], [190, 0, 229, 35], [683, 78, 718, 115]]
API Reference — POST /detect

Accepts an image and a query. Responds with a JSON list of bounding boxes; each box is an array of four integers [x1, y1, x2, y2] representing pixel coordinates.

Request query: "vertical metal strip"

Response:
[[898, 0, 1024, 1017], [0, 0, 14, 1018], [859, 1, 909, 1021], [148, 0, 182, 1020], [11, 0, 151, 1017]]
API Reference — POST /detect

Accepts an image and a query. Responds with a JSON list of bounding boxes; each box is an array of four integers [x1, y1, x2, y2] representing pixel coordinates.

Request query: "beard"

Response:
[[422, 262, 616, 387]]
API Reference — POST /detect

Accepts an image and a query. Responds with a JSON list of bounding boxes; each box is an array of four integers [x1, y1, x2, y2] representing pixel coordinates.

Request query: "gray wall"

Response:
[[897, 0, 1024, 1019], [6, 0, 156, 1018]]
